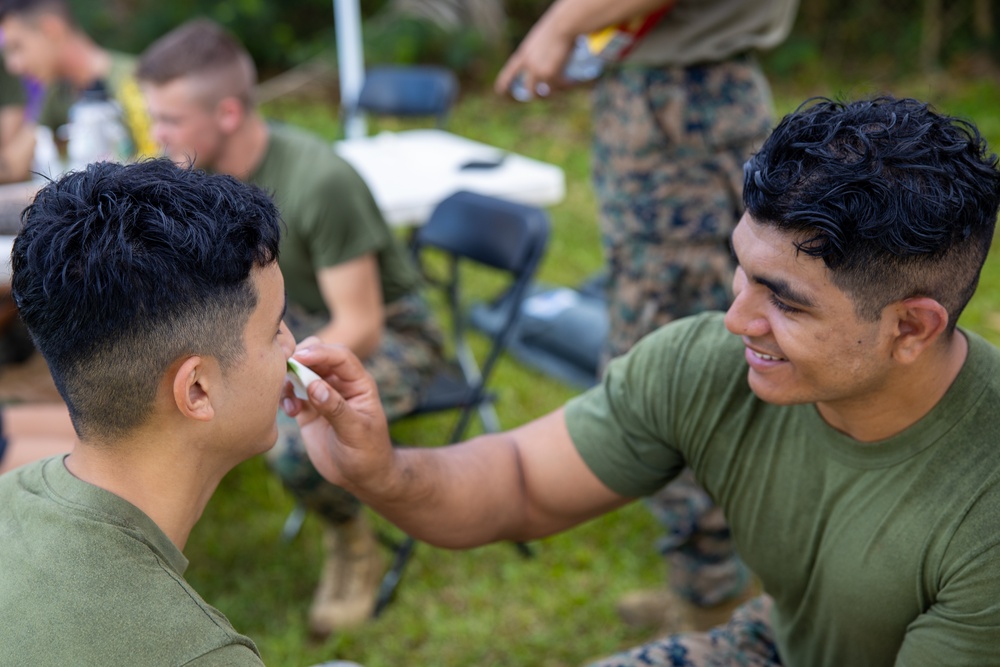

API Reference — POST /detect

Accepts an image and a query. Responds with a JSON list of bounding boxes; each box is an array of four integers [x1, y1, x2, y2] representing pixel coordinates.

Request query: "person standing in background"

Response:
[[495, 0, 800, 635]]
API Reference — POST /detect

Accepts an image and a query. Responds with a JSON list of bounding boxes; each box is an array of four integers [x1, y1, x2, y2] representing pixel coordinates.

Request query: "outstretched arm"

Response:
[[284, 341, 630, 548]]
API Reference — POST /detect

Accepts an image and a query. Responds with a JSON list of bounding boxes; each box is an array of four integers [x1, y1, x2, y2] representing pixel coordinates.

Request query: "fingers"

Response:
[[295, 335, 321, 351], [495, 50, 525, 96], [292, 342, 366, 385]]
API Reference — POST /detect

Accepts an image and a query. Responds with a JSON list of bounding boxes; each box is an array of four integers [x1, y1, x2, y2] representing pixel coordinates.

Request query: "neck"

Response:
[[60, 32, 110, 90], [213, 113, 270, 181], [816, 331, 968, 442], [63, 426, 237, 550]]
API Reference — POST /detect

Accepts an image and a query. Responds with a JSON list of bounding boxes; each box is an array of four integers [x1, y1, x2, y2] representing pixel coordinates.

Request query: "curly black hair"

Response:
[[744, 96, 1000, 326]]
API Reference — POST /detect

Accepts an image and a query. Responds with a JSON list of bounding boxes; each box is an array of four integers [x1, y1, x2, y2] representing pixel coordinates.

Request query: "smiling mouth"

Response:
[[749, 349, 787, 362]]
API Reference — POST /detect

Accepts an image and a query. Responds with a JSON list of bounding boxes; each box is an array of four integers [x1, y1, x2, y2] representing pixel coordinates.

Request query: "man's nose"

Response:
[[724, 270, 769, 338]]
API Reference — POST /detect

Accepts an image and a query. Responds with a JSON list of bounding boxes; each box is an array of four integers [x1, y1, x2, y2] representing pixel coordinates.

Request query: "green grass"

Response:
[[184, 73, 1000, 667]]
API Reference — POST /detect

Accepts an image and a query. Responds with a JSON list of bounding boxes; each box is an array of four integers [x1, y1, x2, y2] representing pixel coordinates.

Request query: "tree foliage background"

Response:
[[74, 0, 997, 86]]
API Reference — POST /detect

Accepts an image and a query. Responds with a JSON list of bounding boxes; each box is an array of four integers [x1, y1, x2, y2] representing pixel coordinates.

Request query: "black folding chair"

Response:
[[373, 190, 551, 616], [343, 65, 459, 132]]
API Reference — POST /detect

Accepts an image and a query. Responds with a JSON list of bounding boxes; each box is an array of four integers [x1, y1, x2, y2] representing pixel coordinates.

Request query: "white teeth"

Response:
[[753, 351, 783, 361]]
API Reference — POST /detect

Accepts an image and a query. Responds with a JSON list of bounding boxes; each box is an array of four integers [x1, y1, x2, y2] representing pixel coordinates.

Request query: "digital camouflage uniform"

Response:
[[590, 596, 779, 667], [591, 0, 796, 616]]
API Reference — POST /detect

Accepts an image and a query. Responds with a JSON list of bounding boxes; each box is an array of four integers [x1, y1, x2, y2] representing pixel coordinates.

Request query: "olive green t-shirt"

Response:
[[625, 0, 799, 67], [0, 456, 264, 666], [248, 123, 421, 315], [566, 312, 1000, 667]]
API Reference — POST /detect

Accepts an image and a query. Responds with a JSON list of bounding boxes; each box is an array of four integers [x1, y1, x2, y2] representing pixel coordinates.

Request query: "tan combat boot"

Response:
[[308, 514, 385, 638], [616, 578, 760, 635]]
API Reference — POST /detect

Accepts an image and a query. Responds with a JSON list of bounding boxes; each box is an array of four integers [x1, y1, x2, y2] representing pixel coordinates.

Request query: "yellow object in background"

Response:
[[584, 3, 676, 61]]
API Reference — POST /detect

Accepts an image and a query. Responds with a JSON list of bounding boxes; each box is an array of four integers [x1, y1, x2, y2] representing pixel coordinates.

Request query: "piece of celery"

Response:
[[286, 358, 323, 400]]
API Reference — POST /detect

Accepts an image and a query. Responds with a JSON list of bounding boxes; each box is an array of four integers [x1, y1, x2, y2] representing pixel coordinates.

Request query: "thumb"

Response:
[[306, 377, 342, 421]]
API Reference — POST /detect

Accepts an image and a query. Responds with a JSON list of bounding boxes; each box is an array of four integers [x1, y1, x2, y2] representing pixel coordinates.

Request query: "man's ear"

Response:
[[215, 96, 245, 134], [890, 297, 950, 364], [171, 356, 215, 422]]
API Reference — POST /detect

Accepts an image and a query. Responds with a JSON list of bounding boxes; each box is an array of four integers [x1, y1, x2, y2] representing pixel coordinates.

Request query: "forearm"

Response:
[[312, 315, 382, 360], [343, 410, 629, 549], [357, 434, 536, 548]]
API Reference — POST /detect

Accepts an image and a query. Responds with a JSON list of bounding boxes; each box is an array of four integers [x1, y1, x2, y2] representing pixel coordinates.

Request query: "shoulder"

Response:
[[263, 124, 368, 191], [623, 312, 744, 384]]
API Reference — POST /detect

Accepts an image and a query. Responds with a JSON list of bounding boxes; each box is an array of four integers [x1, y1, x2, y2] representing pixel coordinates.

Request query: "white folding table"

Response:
[[0, 129, 567, 279], [334, 128, 566, 227]]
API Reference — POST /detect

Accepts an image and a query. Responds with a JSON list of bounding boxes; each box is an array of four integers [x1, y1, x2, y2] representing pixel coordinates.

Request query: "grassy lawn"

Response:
[[183, 71, 1000, 667]]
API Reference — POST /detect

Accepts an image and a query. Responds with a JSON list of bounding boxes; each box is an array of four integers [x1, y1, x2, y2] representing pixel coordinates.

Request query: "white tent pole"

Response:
[[334, 0, 367, 138]]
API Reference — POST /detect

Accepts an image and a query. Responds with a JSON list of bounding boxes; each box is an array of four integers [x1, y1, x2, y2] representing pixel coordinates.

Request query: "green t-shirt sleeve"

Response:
[[565, 316, 724, 497], [303, 159, 389, 272]]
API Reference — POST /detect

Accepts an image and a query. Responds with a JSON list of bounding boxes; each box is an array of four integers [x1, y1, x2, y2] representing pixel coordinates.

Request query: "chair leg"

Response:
[[280, 504, 307, 543], [373, 536, 418, 617], [477, 401, 501, 435]]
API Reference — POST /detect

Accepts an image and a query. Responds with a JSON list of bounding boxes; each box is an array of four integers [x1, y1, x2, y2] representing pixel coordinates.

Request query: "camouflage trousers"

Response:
[[592, 57, 774, 605], [267, 294, 444, 524], [589, 595, 780, 667]]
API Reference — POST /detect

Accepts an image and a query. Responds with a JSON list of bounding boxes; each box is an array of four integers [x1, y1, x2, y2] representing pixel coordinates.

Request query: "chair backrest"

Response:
[[414, 191, 548, 277], [351, 65, 459, 128], [412, 191, 550, 437]]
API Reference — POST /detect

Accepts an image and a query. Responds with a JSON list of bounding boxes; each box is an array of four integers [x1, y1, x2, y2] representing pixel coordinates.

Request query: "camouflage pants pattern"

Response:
[[267, 294, 444, 524], [592, 57, 775, 605], [589, 595, 780, 667], [647, 470, 749, 607]]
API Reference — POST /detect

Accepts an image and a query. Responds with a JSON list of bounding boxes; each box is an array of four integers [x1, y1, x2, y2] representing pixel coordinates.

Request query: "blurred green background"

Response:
[[76, 0, 998, 82], [65, 2, 1000, 666]]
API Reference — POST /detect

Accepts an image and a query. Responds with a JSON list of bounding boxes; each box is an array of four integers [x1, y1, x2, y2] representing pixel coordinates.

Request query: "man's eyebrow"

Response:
[[755, 275, 816, 308], [731, 238, 816, 308]]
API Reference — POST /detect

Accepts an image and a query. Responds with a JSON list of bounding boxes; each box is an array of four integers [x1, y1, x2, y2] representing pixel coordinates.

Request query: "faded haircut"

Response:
[[136, 18, 257, 108], [11, 159, 281, 442], [744, 96, 1000, 330]]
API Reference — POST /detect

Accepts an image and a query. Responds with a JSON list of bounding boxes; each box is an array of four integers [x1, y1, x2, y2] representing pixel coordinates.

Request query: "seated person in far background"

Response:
[[0, 158, 287, 666], [0, 0, 156, 175], [137, 18, 446, 637]]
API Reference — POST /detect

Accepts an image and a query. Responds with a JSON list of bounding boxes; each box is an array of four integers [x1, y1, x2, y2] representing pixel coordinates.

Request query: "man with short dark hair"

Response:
[[0, 0, 156, 173], [137, 18, 445, 634], [284, 97, 1000, 666], [0, 158, 288, 665]]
